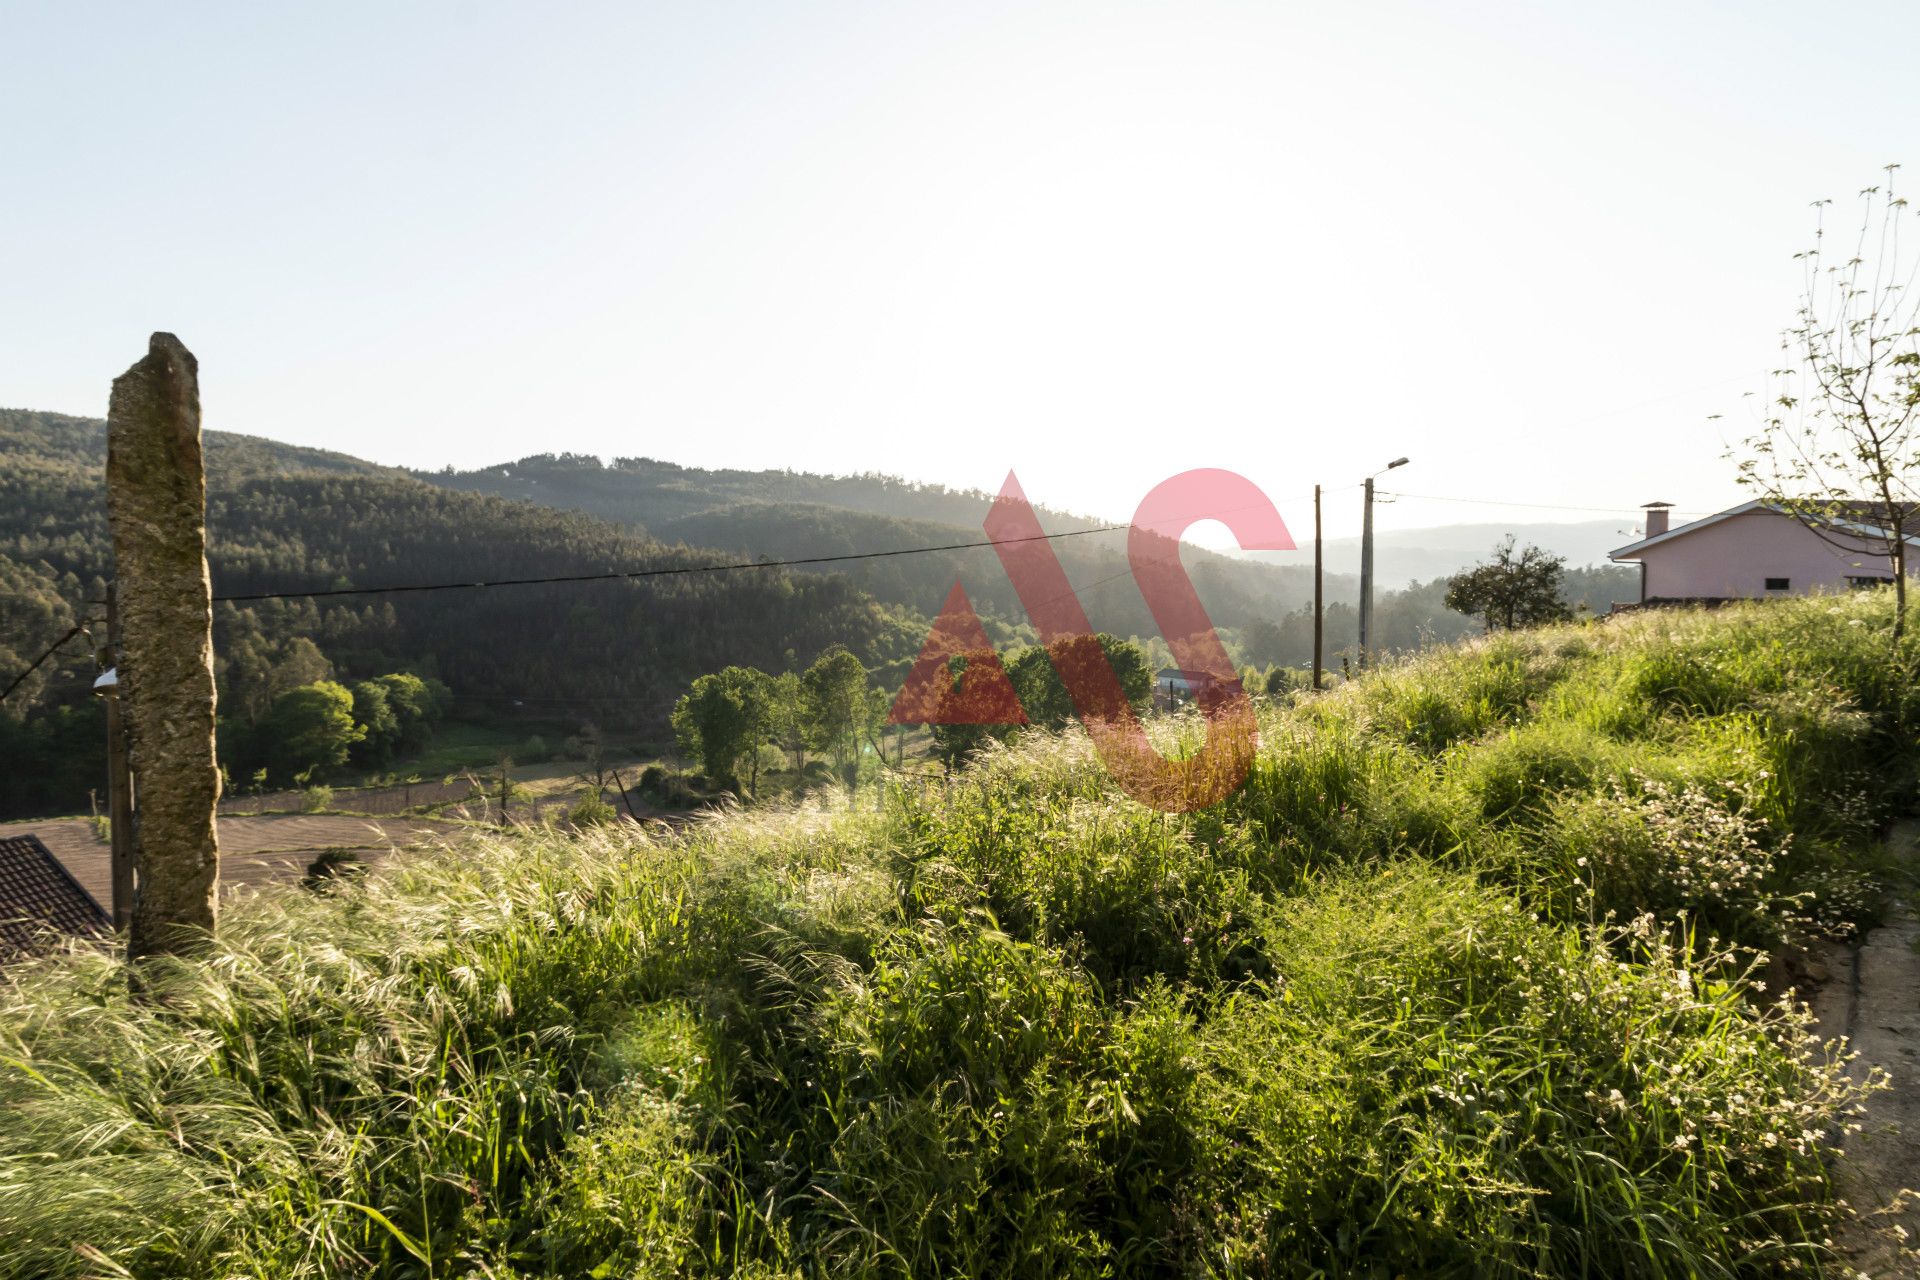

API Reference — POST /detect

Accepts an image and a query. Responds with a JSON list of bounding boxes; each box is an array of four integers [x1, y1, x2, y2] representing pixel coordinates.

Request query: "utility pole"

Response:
[[98, 586, 136, 930], [1312, 484, 1323, 691], [1358, 476, 1376, 667], [1357, 457, 1409, 669]]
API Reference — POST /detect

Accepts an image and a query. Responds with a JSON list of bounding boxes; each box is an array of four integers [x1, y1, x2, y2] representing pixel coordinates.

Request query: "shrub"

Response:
[[1525, 777, 1802, 947], [567, 790, 618, 827], [1447, 719, 1631, 823], [1187, 864, 1864, 1276]]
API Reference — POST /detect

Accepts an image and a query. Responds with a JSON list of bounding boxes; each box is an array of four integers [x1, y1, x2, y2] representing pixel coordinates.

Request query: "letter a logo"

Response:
[[888, 582, 1026, 726]]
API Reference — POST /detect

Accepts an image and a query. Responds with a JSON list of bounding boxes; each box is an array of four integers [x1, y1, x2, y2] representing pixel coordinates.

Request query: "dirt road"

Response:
[[0, 813, 471, 907]]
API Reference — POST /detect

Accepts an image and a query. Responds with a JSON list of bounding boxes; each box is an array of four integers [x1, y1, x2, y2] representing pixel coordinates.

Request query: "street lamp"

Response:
[[1358, 457, 1409, 669]]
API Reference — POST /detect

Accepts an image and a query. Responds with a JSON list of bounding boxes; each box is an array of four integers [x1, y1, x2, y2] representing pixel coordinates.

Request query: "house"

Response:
[[0, 834, 110, 957], [1156, 667, 1228, 706], [1608, 500, 1920, 605]]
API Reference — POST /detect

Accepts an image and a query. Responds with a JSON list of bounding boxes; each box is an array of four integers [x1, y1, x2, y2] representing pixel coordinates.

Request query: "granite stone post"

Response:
[[106, 333, 221, 957]]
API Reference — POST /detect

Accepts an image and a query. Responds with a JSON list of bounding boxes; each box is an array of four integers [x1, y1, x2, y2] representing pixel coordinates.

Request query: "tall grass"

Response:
[[1, 594, 1914, 1277]]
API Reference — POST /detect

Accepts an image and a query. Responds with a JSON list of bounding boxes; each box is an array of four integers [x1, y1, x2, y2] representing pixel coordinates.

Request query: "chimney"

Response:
[[1642, 501, 1673, 538]]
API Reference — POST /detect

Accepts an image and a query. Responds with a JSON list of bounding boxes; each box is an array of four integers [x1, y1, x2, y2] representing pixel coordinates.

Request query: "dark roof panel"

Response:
[[0, 834, 110, 956]]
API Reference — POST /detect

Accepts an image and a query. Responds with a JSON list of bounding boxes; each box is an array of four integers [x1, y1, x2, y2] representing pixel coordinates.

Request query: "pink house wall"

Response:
[[1619, 508, 1907, 599]]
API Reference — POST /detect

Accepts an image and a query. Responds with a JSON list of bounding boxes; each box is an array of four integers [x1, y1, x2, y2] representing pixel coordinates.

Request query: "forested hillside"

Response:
[[423, 452, 1330, 630], [651, 499, 1330, 638], [0, 410, 914, 817]]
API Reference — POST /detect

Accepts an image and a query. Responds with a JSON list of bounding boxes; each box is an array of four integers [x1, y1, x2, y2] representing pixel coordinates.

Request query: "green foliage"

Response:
[[801, 646, 870, 780], [0, 593, 1912, 1278], [767, 670, 810, 771], [1007, 632, 1152, 729], [926, 635, 1152, 769], [370, 673, 445, 752], [260, 681, 364, 784], [1445, 536, 1575, 632], [672, 666, 773, 789], [566, 789, 619, 828], [347, 680, 399, 766]]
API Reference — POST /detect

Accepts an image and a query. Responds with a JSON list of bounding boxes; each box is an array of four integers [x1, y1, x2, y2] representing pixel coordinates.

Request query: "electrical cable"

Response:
[[0, 622, 98, 704]]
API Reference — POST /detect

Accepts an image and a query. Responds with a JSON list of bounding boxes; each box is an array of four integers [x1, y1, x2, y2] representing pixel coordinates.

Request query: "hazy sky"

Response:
[[4, 2, 1916, 540]]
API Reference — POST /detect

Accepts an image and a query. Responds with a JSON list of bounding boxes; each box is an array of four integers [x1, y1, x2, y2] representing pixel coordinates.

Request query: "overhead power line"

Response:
[[202, 523, 1135, 605], [0, 622, 98, 705]]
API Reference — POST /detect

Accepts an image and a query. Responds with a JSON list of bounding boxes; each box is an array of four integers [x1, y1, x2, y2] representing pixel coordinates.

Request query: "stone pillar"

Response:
[[107, 333, 221, 957]]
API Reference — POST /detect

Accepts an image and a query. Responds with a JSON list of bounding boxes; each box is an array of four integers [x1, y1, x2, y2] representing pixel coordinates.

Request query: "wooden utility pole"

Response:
[[101, 587, 136, 930], [1357, 458, 1408, 670], [1358, 475, 1376, 669], [1312, 484, 1323, 691], [106, 333, 221, 959]]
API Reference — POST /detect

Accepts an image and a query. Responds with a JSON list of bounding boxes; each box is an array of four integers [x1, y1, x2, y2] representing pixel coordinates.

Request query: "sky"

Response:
[[4, 1, 1917, 541]]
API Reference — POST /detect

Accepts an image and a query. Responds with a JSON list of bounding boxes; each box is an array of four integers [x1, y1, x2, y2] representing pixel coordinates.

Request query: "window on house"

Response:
[[1848, 575, 1893, 590], [1764, 577, 1790, 591]]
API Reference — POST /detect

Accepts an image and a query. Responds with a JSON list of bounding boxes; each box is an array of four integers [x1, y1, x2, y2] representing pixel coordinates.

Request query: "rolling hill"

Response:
[[415, 451, 1337, 635]]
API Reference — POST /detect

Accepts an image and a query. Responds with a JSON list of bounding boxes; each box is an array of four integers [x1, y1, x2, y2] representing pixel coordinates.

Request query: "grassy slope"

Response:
[[1, 596, 1914, 1278]]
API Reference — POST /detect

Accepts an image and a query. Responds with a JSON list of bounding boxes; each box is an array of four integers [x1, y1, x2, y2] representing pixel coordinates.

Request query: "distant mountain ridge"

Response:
[[1247, 519, 1641, 590], [1, 407, 407, 481], [416, 452, 1113, 535]]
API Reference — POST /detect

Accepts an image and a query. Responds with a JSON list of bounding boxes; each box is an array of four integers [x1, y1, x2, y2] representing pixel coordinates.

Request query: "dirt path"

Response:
[[1820, 819, 1920, 1275], [0, 814, 474, 907]]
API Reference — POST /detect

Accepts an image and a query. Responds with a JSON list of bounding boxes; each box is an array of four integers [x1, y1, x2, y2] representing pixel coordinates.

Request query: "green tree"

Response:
[[1238, 617, 1288, 669], [801, 647, 870, 785], [927, 652, 1018, 769], [222, 634, 332, 726], [1444, 538, 1573, 633], [261, 681, 364, 783], [768, 670, 810, 773], [1008, 633, 1153, 730], [373, 673, 445, 750], [348, 679, 400, 767], [672, 666, 774, 791]]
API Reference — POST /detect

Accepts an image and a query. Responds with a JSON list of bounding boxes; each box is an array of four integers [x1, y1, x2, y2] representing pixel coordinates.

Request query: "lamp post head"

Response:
[[1386, 457, 1409, 471]]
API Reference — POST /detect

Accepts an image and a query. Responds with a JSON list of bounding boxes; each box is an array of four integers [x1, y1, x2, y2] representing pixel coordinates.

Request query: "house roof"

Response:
[[1610, 500, 1920, 560], [0, 834, 110, 956]]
